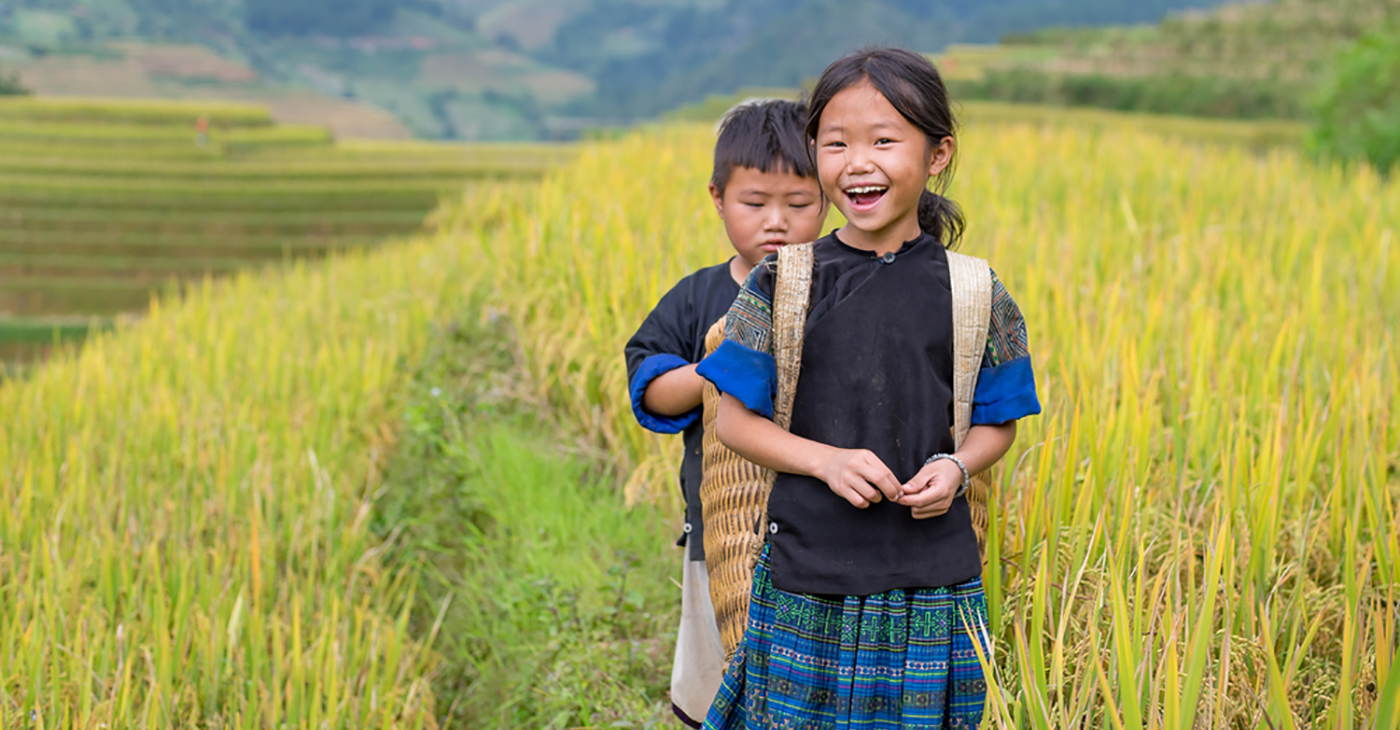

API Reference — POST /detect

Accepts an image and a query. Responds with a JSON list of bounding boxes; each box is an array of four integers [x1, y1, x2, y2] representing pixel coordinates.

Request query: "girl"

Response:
[[695, 48, 1041, 728]]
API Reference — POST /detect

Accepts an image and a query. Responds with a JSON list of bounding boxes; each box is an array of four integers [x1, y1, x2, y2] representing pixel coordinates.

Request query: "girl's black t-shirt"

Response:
[[744, 232, 982, 595]]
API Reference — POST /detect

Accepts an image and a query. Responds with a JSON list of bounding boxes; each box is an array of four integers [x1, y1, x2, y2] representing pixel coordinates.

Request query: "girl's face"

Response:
[[814, 78, 954, 252]]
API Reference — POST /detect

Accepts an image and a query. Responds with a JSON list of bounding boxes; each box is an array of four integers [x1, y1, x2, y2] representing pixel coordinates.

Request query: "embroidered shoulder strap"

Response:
[[947, 250, 992, 446], [945, 249, 993, 556], [771, 242, 814, 429]]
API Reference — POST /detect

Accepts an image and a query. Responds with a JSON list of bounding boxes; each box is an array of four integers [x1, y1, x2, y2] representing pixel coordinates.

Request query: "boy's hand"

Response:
[[815, 448, 902, 509], [900, 459, 964, 519]]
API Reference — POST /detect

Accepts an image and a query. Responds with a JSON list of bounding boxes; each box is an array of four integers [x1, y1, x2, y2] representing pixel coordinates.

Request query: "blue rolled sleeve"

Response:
[[972, 355, 1042, 425], [695, 340, 776, 419], [629, 353, 699, 434]]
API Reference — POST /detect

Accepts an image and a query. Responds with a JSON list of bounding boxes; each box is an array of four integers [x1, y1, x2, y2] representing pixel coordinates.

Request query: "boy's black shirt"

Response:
[[624, 260, 742, 561]]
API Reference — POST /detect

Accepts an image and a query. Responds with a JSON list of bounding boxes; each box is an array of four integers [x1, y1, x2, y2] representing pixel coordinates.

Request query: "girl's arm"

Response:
[[900, 421, 1017, 519], [641, 364, 705, 416], [716, 393, 902, 509]]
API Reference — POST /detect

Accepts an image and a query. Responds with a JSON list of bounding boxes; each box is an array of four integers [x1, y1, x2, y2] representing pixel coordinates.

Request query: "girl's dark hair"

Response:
[[805, 47, 965, 248]]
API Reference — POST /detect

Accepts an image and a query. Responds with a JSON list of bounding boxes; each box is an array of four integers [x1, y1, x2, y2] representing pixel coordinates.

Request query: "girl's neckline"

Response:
[[829, 230, 931, 258]]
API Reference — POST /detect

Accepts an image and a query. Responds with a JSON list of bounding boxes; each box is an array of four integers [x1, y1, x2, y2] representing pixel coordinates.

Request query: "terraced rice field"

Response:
[[0, 97, 573, 368]]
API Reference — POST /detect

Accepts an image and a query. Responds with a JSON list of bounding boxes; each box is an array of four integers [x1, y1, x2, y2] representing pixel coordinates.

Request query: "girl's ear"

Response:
[[927, 136, 956, 178], [709, 182, 725, 219]]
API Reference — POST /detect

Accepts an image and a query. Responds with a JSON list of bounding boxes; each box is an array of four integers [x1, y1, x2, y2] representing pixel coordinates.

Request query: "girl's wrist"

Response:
[[925, 453, 969, 498], [807, 443, 846, 484]]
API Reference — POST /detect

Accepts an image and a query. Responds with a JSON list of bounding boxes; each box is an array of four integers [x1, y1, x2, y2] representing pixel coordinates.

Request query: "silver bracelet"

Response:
[[924, 453, 969, 499]]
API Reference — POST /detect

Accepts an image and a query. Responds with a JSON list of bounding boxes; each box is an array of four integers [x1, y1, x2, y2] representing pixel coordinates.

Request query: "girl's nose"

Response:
[[845, 150, 875, 175]]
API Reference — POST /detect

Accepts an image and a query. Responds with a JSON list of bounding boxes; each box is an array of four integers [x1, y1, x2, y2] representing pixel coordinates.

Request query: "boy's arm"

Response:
[[624, 277, 706, 433], [716, 394, 902, 509], [640, 364, 705, 416]]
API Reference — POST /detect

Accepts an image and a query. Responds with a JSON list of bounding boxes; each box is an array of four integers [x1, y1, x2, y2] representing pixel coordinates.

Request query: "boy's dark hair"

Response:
[[805, 47, 965, 248], [712, 99, 816, 195]]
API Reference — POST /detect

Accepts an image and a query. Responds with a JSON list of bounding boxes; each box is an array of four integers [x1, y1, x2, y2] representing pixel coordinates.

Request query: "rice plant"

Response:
[[436, 122, 1400, 727], [0, 243, 472, 726], [2, 111, 1394, 726]]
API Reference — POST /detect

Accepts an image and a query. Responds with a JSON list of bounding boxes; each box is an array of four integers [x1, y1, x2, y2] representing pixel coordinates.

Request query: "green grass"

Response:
[[2, 207, 428, 228], [0, 252, 257, 274], [0, 317, 104, 344], [0, 281, 165, 317], [0, 139, 227, 160], [0, 96, 274, 127], [373, 297, 678, 728], [0, 157, 559, 180], [0, 120, 329, 144], [0, 173, 473, 194], [0, 229, 385, 248], [0, 186, 444, 211]]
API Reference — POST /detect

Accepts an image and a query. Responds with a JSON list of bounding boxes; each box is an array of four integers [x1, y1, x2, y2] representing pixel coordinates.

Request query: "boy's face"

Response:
[[710, 166, 827, 269]]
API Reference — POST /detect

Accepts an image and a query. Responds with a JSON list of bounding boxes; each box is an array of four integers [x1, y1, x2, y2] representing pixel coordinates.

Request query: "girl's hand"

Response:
[[816, 448, 902, 509], [900, 459, 964, 519]]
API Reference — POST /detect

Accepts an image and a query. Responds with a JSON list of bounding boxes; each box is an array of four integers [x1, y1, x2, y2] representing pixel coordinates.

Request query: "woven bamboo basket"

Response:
[[698, 318, 763, 657], [700, 244, 812, 658]]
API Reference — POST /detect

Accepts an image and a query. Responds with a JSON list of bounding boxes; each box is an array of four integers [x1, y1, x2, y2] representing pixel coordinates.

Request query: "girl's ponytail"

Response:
[[918, 189, 965, 249]]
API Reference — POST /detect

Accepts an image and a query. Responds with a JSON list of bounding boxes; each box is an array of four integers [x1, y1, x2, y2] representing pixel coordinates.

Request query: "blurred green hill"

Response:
[[0, 0, 1237, 139], [942, 0, 1400, 119]]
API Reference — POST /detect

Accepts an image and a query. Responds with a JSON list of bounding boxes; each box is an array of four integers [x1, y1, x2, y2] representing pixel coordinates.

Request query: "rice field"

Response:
[[1, 106, 1396, 726], [434, 122, 1400, 727], [0, 97, 573, 366]]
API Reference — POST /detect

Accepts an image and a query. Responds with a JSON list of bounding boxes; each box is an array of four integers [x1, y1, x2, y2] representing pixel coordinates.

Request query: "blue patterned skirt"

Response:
[[703, 545, 989, 730]]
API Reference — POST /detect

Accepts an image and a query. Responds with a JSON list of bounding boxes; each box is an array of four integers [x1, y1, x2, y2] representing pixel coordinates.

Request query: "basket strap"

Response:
[[947, 250, 992, 449], [772, 243, 814, 430]]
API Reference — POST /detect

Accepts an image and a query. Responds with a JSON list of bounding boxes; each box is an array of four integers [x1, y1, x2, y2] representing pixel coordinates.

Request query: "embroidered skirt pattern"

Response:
[[704, 546, 989, 730]]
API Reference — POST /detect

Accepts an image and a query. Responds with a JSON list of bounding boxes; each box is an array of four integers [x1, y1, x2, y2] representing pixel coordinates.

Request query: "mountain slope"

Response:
[[543, 0, 1233, 118], [1, 0, 1240, 137], [945, 0, 1400, 119]]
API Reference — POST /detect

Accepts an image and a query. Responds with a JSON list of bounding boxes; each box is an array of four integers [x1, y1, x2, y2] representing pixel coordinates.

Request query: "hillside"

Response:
[[544, 0, 1232, 119], [945, 0, 1400, 118], [0, 96, 569, 368], [0, 0, 1237, 138]]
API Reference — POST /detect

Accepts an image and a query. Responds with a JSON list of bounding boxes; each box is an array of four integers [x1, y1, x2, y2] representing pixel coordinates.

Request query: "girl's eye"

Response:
[[876, 138, 894, 145], [791, 203, 811, 209], [824, 140, 845, 149]]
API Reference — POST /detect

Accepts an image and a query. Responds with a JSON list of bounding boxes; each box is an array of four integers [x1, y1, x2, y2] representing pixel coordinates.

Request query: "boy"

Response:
[[623, 99, 829, 727]]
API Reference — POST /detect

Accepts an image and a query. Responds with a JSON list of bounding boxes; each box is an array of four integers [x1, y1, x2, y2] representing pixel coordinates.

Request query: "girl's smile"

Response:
[[814, 78, 955, 253], [843, 185, 888, 211]]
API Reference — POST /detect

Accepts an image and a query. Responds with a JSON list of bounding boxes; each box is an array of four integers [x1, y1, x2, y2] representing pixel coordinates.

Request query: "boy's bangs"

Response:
[[712, 99, 816, 192]]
